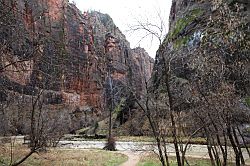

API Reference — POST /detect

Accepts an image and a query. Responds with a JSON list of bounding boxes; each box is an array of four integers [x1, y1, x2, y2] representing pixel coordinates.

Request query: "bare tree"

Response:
[[127, 8, 168, 47], [127, 1, 249, 166], [0, 1, 71, 165]]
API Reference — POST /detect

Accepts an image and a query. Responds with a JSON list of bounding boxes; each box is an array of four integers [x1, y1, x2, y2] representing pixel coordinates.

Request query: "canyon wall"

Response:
[[152, 0, 249, 113], [0, 0, 153, 134]]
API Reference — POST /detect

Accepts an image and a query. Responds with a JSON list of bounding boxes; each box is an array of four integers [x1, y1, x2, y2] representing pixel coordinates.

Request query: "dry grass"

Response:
[[0, 143, 127, 166], [136, 153, 250, 166], [137, 153, 212, 166]]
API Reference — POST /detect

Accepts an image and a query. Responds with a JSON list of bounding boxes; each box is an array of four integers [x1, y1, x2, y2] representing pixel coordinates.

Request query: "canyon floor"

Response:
[[1, 136, 250, 165]]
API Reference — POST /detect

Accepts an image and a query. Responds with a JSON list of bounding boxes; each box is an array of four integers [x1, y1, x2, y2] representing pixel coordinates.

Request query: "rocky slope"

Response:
[[0, 0, 153, 134]]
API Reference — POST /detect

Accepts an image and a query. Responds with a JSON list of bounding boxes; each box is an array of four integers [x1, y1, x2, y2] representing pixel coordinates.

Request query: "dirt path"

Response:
[[119, 151, 143, 166]]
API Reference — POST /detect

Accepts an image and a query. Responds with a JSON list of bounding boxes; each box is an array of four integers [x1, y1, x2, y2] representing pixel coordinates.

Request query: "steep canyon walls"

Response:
[[0, 0, 153, 134]]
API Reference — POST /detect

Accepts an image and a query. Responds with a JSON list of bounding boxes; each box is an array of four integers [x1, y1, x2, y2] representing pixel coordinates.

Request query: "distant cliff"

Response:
[[0, 0, 153, 134]]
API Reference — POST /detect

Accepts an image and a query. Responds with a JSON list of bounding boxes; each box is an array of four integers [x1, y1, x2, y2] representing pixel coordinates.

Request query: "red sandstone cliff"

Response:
[[0, 0, 154, 117]]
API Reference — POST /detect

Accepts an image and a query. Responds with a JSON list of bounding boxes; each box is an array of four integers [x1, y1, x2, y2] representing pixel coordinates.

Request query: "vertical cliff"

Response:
[[0, 0, 154, 134], [148, 2, 249, 164], [149, 0, 250, 131], [153, 0, 249, 96]]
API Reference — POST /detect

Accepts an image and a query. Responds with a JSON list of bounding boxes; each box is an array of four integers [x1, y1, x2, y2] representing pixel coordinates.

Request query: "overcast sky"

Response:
[[69, 0, 172, 58]]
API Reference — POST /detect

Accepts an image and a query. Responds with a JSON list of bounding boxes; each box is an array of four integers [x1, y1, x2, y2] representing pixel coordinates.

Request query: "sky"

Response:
[[69, 0, 172, 58]]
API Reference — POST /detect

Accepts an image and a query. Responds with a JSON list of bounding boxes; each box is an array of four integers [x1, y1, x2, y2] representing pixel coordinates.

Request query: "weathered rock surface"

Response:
[[150, 0, 250, 136], [153, 0, 249, 98], [0, 0, 153, 134]]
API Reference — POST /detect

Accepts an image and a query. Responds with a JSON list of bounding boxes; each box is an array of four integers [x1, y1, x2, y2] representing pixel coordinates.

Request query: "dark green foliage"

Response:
[[168, 9, 203, 40], [245, 97, 250, 107]]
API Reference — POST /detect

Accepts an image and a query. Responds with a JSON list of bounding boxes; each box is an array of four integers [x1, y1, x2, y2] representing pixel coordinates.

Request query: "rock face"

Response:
[[148, 2, 250, 163], [0, 0, 153, 134], [153, 0, 249, 90], [152, 0, 249, 113]]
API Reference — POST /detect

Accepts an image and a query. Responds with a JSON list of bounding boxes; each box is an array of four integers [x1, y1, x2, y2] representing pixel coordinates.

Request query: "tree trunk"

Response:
[[237, 126, 250, 157], [162, 136, 170, 166], [210, 135, 221, 166], [232, 127, 245, 165], [207, 142, 216, 166], [227, 126, 241, 165], [11, 150, 35, 166], [222, 131, 228, 166], [162, 56, 182, 166], [195, 114, 215, 166], [208, 113, 227, 166], [147, 110, 165, 166], [156, 137, 166, 166], [135, 99, 166, 166]]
